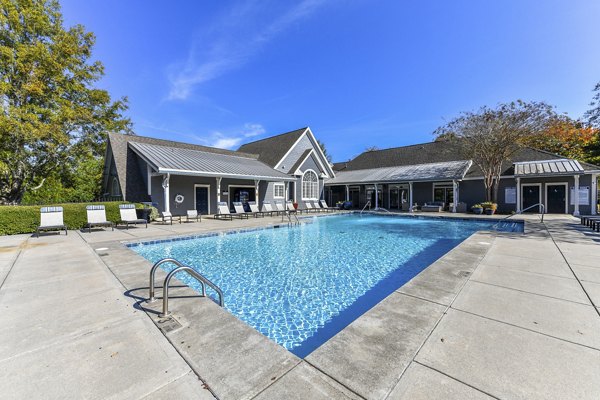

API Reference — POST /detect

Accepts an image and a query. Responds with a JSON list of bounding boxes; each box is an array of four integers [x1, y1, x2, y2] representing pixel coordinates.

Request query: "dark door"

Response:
[[547, 185, 566, 213], [195, 186, 209, 215], [522, 185, 541, 212]]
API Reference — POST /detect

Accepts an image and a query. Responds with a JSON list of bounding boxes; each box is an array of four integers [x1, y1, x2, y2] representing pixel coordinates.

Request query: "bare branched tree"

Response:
[[434, 101, 555, 202]]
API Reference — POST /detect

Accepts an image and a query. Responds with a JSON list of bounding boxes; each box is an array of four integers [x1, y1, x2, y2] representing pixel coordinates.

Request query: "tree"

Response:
[[584, 81, 600, 129], [316, 139, 332, 163], [434, 101, 554, 203], [582, 82, 600, 165], [523, 115, 598, 161], [0, 0, 131, 204]]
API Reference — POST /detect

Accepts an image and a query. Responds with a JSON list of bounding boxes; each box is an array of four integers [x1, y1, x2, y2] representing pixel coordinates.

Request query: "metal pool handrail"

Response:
[[281, 210, 300, 226], [493, 202, 545, 229], [360, 201, 371, 216], [148, 258, 224, 316]]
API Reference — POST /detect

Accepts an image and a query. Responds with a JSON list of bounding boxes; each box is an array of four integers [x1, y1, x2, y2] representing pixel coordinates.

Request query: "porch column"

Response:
[[255, 180, 260, 206], [409, 181, 414, 212], [285, 181, 289, 201], [216, 177, 222, 205], [162, 173, 170, 213], [516, 177, 521, 213], [573, 175, 580, 216], [387, 185, 391, 210], [147, 165, 152, 196], [592, 174, 598, 215], [374, 183, 379, 208], [452, 180, 458, 213], [345, 185, 349, 202]]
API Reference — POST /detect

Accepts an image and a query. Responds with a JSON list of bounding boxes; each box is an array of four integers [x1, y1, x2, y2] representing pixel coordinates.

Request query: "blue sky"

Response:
[[60, 0, 600, 162]]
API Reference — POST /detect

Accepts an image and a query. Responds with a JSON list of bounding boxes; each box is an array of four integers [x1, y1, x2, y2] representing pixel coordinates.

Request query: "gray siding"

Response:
[[261, 181, 288, 204], [277, 134, 313, 173], [151, 175, 217, 215]]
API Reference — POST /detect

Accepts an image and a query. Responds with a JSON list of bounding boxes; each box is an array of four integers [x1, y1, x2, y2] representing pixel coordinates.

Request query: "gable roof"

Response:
[[237, 127, 307, 168], [106, 132, 260, 200], [129, 142, 294, 181], [326, 160, 473, 185]]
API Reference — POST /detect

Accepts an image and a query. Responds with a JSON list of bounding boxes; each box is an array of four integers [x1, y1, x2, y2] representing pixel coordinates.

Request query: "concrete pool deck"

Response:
[[0, 213, 599, 399]]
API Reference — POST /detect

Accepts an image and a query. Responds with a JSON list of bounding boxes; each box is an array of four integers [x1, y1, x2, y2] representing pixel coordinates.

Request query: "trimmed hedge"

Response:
[[0, 202, 158, 236]]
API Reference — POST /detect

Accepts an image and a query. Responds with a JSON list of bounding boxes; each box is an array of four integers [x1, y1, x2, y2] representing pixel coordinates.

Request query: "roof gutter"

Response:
[[157, 168, 296, 181]]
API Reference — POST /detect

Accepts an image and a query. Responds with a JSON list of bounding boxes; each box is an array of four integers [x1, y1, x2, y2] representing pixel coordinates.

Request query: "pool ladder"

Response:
[[148, 258, 224, 317], [282, 210, 300, 226]]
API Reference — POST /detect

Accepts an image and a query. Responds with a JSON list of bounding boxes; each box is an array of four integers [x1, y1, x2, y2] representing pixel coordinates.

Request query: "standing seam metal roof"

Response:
[[129, 141, 294, 180], [514, 159, 584, 177], [325, 160, 473, 185]]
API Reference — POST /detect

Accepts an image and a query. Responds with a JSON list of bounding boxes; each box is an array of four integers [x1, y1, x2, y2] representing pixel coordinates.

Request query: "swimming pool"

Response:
[[131, 214, 522, 357]]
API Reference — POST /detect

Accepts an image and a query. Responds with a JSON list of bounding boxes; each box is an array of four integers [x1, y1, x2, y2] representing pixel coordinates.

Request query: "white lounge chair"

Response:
[[185, 210, 201, 222], [261, 201, 276, 217], [248, 201, 266, 218], [320, 200, 337, 212], [36, 206, 67, 237], [303, 201, 316, 214], [233, 202, 252, 218], [118, 204, 147, 229], [85, 205, 114, 233], [214, 202, 232, 220], [286, 200, 297, 213], [312, 201, 326, 213], [274, 201, 286, 216], [160, 211, 181, 225]]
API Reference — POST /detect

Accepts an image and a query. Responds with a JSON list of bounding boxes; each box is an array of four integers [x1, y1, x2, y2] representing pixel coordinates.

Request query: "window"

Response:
[[302, 170, 319, 200], [111, 177, 120, 196], [273, 183, 285, 198]]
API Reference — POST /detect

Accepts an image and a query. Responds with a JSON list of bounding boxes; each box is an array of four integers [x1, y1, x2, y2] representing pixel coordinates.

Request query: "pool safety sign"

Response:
[[570, 186, 589, 205], [505, 187, 516, 204]]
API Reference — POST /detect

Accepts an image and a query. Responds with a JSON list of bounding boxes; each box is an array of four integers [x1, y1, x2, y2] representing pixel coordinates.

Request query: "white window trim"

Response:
[[301, 169, 319, 200], [273, 183, 285, 199], [545, 182, 568, 214], [521, 183, 543, 212]]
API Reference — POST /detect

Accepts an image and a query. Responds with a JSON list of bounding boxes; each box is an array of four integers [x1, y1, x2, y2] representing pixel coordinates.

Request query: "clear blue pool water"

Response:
[[131, 214, 522, 357]]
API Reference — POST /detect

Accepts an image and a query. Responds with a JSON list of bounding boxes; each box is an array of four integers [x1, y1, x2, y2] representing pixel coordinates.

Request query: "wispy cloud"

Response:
[[137, 121, 268, 150], [208, 122, 267, 149], [167, 0, 327, 101]]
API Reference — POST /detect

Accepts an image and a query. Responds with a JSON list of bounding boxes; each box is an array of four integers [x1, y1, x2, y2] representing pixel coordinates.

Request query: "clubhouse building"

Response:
[[102, 127, 600, 216]]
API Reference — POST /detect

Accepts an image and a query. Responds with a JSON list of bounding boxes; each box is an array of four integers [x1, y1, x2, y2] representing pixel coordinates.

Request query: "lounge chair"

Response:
[[185, 210, 201, 222], [248, 201, 266, 218], [320, 200, 337, 212], [313, 201, 327, 213], [274, 201, 286, 216], [286, 200, 297, 214], [160, 211, 181, 225], [85, 205, 114, 233], [36, 206, 68, 237], [214, 202, 248, 220], [301, 201, 315, 214], [117, 204, 148, 229], [233, 202, 252, 219], [261, 201, 276, 217]]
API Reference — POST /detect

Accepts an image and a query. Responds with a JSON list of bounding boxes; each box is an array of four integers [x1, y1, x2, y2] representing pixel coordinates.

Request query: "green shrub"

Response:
[[0, 202, 157, 236]]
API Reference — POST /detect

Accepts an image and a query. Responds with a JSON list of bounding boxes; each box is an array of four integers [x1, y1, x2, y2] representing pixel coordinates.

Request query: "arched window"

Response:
[[112, 177, 121, 196], [302, 170, 319, 200]]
